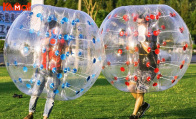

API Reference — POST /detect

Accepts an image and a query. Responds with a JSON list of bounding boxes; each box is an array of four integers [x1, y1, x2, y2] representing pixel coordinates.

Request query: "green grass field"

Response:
[[0, 65, 195, 119]]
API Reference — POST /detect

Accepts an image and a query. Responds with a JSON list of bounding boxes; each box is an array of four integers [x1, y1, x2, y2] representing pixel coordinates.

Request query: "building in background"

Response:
[[0, 6, 22, 38]]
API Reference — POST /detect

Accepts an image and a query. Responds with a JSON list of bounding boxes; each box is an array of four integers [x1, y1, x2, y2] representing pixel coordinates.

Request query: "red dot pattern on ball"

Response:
[[146, 62, 150, 67], [126, 61, 130, 65], [157, 60, 160, 64], [154, 68, 159, 73], [155, 49, 160, 54], [123, 15, 129, 21], [157, 74, 162, 79], [134, 62, 138, 67], [161, 25, 165, 30], [145, 15, 150, 21], [125, 82, 129, 86], [147, 77, 151, 82], [150, 14, 155, 19], [153, 83, 157, 86], [118, 49, 123, 54], [119, 31, 124, 36], [147, 47, 151, 52], [134, 75, 138, 81], [120, 67, 125, 72], [114, 77, 118, 80]]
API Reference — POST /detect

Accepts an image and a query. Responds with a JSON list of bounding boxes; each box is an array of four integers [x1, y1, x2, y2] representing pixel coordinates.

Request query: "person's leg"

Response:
[[28, 71, 46, 115], [132, 93, 144, 115], [43, 98, 55, 119], [43, 73, 60, 119]]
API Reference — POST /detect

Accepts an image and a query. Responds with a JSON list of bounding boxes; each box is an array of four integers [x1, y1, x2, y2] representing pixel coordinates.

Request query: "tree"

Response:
[[64, 0, 78, 9], [159, 0, 165, 4], [147, 0, 153, 4], [56, 0, 64, 7], [106, 0, 113, 12], [45, 0, 56, 6], [181, 0, 190, 27], [140, 0, 146, 5], [78, 0, 82, 10], [83, 0, 99, 20], [169, 0, 180, 14]]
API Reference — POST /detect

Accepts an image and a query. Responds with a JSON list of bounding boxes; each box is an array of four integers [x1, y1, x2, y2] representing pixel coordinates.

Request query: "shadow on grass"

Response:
[[0, 81, 19, 93], [94, 78, 110, 86], [144, 107, 196, 118]]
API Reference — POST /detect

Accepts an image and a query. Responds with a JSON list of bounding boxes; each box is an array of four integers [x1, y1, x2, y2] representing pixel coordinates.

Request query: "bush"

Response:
[[0, 40, 4, 52]]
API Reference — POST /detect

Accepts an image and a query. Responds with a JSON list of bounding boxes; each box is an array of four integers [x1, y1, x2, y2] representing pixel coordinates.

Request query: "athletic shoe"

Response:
[[24, 114, 33, 119], [137, 102, 150, 118], [129, 114, 139, 119]]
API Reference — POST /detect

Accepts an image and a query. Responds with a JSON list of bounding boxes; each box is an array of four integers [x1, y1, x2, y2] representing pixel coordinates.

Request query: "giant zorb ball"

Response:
[[4, 5, 104, 100], [100, 5, 192, 93]]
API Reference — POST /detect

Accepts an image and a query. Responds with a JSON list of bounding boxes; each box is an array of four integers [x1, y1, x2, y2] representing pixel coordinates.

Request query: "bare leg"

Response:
[[132, 93, 144, 115]]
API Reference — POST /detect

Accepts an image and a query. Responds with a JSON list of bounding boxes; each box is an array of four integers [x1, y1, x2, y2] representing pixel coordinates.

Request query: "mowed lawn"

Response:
[[0, 65, 195, 119]]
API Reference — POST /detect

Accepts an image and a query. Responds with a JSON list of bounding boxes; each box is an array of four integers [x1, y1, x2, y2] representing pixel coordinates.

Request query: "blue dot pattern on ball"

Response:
[[36, 13, 42, 17], [37, 80, 41, 86], [87, 21, 91, 25], [76, 91, 80, 94], [61, 54, 66, 60], [47, 16, 52, 22], [92, 74, 95, 78], [92, 38, 96, 44], [20, 25, 23, 29], [29, 12, 33, 16], [78, 51, 82, 56], [63, 17, 68, 22], [55, 50, 59, 56], [50, 83, 54, 89], [23, 66, 28, 72], [93, 58, 96, 63], [24, 47, 29, 53], [57, 73, 62, 79], [79, 34, 83, 39], [66, 52, 69, 56], [58, 34, 62, 39], [42, 47, 46, 53], [73, 68, 77, 73], [26, 84, 31, 89], [65, 82, 70, 87], [72, 20, 76, 25], [63, 68, 67, 73], [33, 63, 37, 68], [62, 83, 65, 89], [80, 88, 84, 92], [45, 32, 49, 37], [18, 78, 22, 83], [54, 89, 59, 94], [86, 76, 90, 81], [14, 61, 17, 66], [64, 34, 69, 40], [75, 18, 80, 22], [52, 67, 56, 73], [69, 35, 75, 40], [29, 29, 34, 33], [30, 78, 33, 84], [40, 64, 43, 70], [37, 31, 41, 36]]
